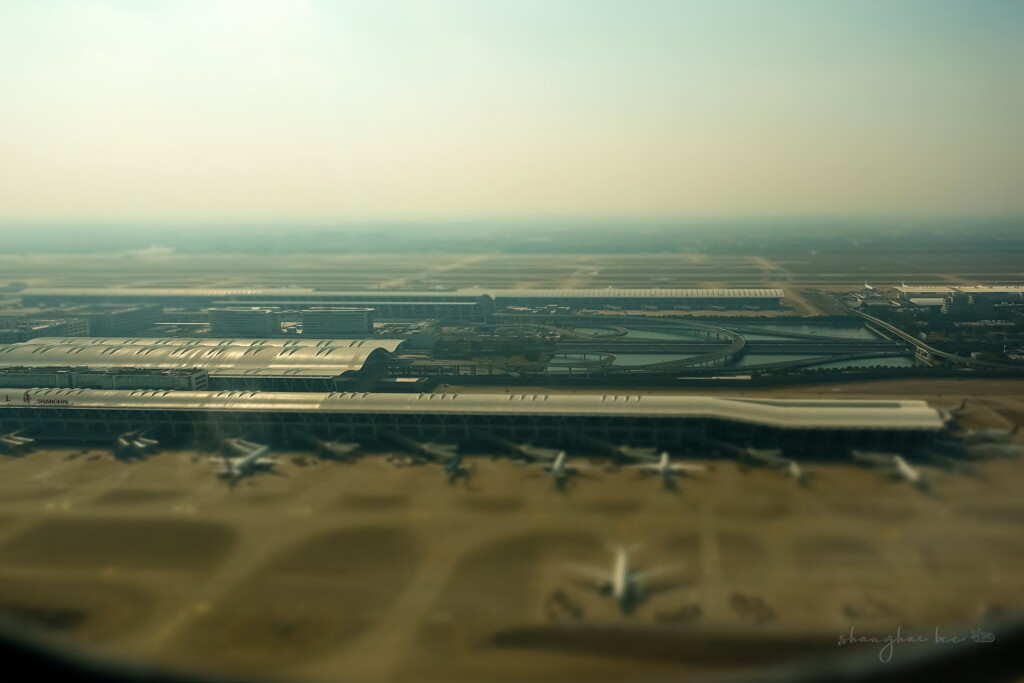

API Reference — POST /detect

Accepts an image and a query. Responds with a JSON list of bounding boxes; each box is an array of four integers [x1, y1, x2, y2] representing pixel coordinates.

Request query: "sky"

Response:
[[0, 0, 1022, 224]]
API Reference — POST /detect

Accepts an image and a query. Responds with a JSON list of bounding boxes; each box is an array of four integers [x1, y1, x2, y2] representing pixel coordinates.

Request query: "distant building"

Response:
[[0, 366, 208, 390], [942, 293, 970, 317], [0, 317, 89, 343], [301, 308, 375, 337], [64, 304, 163, 336], [208, 308, 280, 336]]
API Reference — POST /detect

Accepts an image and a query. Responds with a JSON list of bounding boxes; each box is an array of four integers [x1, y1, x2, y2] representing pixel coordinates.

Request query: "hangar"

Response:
[[0, 389, 943, 454]]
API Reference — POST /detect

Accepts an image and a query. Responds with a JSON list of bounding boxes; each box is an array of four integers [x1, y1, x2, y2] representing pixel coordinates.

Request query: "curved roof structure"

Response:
[[486, 288, 784, 299], [0, 388, 943, 431], [27, 337, 408, 353], [0, 343, 388, 378]]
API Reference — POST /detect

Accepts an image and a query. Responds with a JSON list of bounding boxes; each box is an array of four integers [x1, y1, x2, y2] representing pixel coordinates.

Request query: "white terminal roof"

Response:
[[484, 288, 784, 299], [0, 389, 943, 431], [898, 285, 1024, 295], [27, 337, 408, 352], [0, 342, 389, 378], [20, 286, 783, 300]]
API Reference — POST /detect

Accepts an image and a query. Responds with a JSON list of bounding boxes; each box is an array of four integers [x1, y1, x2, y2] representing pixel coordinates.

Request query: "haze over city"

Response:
[[2, 0, 1023, 225]]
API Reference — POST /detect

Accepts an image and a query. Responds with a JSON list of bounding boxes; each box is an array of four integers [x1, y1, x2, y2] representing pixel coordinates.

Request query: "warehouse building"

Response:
[[0, 389, 942, 453], [301, 308, 375, 336], [208, 307, 281, 336], [0, 317, 89, 343], [0, 340, 393, 391]]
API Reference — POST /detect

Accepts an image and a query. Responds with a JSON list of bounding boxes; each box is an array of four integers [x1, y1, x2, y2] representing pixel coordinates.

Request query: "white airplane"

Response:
[[565, 546, 682, 614], [939, 399, 968, 423], [863, 281, 874, 291], [474, 431, 561, 462], [216, 439, 277, 485], [625, 452, 707, 488], [852, 451, 929, 490], [382, 430, 457, 463], [0, 429, 34, 454], [525, 451, 596, 490], [291, 431, 360, 461], [960, 425, 1019, 445], [966, 443, 1024, 460], [114, 428, 158, 459], [744, 449, 812, 485], [571, 432, 660, 464]]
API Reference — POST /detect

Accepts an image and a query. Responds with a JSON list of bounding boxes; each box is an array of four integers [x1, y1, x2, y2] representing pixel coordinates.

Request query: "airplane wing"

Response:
[[632, 562, 686, 585], [563, 562, 613, 586], [670, 463, 708, 473]]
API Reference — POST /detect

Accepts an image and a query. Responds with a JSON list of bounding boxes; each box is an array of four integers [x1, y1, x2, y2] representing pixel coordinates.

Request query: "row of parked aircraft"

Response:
[[2, 415, 1020, 492]]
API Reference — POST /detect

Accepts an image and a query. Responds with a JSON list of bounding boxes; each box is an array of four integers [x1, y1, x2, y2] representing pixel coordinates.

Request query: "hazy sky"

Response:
[[1, 0, 1022, 223]]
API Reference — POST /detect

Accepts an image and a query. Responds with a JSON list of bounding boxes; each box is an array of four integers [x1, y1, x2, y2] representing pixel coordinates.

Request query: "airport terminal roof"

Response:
[[483, 288, 785, 299], [19, 287, 494, 301], [27, 337, 408, 352], [0, 389, 944, 431], [20, 286, 784, 301], [898, 285, 1024, 295], [0, 342, 389, 378]]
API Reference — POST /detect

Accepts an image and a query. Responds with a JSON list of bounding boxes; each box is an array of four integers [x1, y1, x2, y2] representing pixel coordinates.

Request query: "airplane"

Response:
[[290, 430, 361, 461], [959, 424, 1019, 446], [114, 428, 159, 460], [0, 429, 35, 455], [863, 281, 874, 291], [524, 451, 596, 490], [564, 546, 682, 614], [216, 439, 277, 485], [852, 451, 929, 491], [939, 399, 968, 423], [570, 432, 660, 465], [381, 430, 458, 463], [965, 443, 1024, 460], [441, 452, 475, 486], [742, 449, 812, 485], [625, 452, 707, 489], [472, 431, 561, 462]]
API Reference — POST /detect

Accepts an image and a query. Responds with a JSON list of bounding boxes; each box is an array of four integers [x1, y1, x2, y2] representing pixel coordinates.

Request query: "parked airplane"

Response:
[[966, 443, 1024, 460], [960, 425, 1020, 445], [114, 428, 158, 460], [564, 546, 682, 614], [216, 439, 277, 485], [0, 429, 34, 455], [381, 430, 458, 463], [938, 399, 968, 423], [291, 430, 361, 461], [744, 449, 812, 485], [570, 432, 660, 464], [473, 431, 561, 462], [626, 452, 707, 488], [441, 452, 475, 486], [852, 451, 929, 490], [524, 451, 596, 490]]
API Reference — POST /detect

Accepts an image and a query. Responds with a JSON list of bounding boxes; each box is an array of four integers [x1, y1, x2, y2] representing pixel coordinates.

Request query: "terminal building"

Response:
[[0, 338, 403, 392], [0, 389, 943, 454], [489, 288, 785, 310], [19, 286, 785, 318]]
